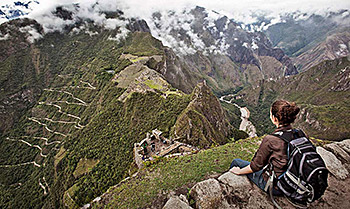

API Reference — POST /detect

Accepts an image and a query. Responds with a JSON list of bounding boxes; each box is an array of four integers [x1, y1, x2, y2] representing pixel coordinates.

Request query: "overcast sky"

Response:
[[118, 0, 350, 22], [1, 0, 350, 34], [2, 0, 350, 23]]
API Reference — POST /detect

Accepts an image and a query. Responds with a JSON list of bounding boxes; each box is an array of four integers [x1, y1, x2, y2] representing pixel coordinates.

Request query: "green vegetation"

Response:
[[164, 90, 183, 97], [0, 18, 189, 208], [123, 32, 164, 56], [220, 101, 243, 129], [61, 91, 191, 206], [144, 79, 164, 90], [171, 83, 235, 148], [54, 146, 66, 168], [64, 184, 80, 209], [93, 136, 262, 208], [73, 158, 100, 178]]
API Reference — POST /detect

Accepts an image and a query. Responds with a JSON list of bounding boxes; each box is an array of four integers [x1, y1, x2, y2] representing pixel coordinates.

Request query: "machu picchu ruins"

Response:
[[134, 129, 199, 168]]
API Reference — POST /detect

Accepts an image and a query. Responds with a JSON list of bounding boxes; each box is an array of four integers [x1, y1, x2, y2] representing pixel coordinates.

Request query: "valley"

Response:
[[219, 94, 257, 137]]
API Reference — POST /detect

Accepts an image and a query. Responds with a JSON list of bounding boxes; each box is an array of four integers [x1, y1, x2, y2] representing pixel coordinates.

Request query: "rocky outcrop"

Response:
[[162, 139, 350, 209], [163, 196, 192, 209], [294, 31, 350, 72], [317, 147, 349, 180], [172, 81, 234, 148], [149, 6, 298, 94]]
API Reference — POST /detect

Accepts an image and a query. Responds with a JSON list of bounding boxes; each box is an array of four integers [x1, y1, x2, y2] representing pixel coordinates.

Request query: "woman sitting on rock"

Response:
[[229, 100, 301, 194]]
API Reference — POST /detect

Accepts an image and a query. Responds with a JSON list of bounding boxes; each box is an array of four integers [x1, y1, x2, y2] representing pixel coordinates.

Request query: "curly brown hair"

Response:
[[271, 100, 300, 126]]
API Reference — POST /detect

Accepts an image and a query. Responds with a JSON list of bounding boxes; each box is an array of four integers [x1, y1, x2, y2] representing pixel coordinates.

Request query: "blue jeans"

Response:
[[230, 158, 283, 196], [230, 158, 266, 191]]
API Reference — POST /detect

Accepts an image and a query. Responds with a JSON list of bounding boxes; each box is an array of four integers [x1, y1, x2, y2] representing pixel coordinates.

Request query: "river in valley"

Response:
[[219, 95, 257, 138]]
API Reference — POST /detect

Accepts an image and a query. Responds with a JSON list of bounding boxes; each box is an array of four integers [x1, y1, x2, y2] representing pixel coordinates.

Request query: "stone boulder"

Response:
[[317, 147, 349, 179], [218, 172, 252, 199], [189, 178, 230, 209], [163, 196, 193, 209], [324, 143, 350, 163], [334, 139, 350, 154]]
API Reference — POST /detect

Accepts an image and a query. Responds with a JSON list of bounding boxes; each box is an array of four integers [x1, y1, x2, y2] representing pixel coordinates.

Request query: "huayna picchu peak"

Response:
[[0, 1, 350, 208]]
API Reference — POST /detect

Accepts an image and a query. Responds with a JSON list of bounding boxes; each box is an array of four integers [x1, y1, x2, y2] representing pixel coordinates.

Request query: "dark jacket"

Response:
[[250, 125, 294, 181]]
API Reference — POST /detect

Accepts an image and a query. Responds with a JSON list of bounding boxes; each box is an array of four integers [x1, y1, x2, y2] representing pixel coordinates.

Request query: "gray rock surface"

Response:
[[218, 171, 252, 199], [179, 194, 189, 205], [335, 139, 350, 154], [190, 178, 230, 209], [317, 147, 349, 179], [218, 171, 251, 188], [163, 196, 193, 209], [325, 143, 350, 163]]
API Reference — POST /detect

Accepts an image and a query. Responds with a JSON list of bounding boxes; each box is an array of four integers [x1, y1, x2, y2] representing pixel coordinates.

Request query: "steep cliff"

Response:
[[149, 6, 298, 94], [172, 81, 234, 148]]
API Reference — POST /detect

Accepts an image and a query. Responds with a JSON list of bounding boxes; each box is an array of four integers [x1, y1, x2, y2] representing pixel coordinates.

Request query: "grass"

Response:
[[144, 79, 164, 90], [130, 57, 148, 63], [94, 136, 262, 209], [54, 146, 66, 168], [164, 90, 183, 97], [73, 158, 100, 178], [63, 184, 80, 209]]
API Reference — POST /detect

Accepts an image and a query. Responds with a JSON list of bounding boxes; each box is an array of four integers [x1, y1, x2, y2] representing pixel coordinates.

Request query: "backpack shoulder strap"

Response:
[[293, 129, 306, 138], [271, 129, 294, 143], [272, 128, 306, 142]]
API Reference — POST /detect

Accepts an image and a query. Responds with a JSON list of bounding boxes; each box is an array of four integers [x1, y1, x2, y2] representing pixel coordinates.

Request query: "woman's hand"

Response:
[[229, 165, 253, 175], [230, 166, 241, 175]]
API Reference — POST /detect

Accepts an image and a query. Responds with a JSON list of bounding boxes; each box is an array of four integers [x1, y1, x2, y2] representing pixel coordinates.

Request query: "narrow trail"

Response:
[[44, 117, 85, 129], [53, 100, 88, 106], [8, 136, 61, 146], [43, 177, 50, 192], [56, 75, 97, 90], [39, 178, 47, 195], [34, 117, 85, 129], [28, 117, 69, 137], [76, 80, 97, 90], [38, 102, 82, 120], [43, 89, 87, 105], [41, 117, 77, 124], [39, 177, 50, 195], [38, 102, 86, 128], [0, 161, 41, 168], [4, 78, 97, 195], [6, 137, 48, 157]]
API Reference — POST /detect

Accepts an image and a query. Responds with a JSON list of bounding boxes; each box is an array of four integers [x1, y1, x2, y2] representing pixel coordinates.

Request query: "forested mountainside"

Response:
[[0, 7, 246, 206], [293, 30, 350, 71], [237, 57, 350, 140], [263, 11, 350, 57], [258, 11, 350, 71], [0, 5, 282, 207]]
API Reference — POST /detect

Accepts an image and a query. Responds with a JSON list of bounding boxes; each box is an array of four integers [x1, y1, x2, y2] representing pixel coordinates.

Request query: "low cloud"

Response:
[[19, 25, 43, 43], [1, 0, 349, 51], [25, 0, 129, 33], [2, 0, 350, 33], [0, 33, 10, 41]]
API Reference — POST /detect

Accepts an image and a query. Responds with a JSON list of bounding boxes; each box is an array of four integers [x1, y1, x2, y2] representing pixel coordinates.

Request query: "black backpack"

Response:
[[265, 129, 329, 208]]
